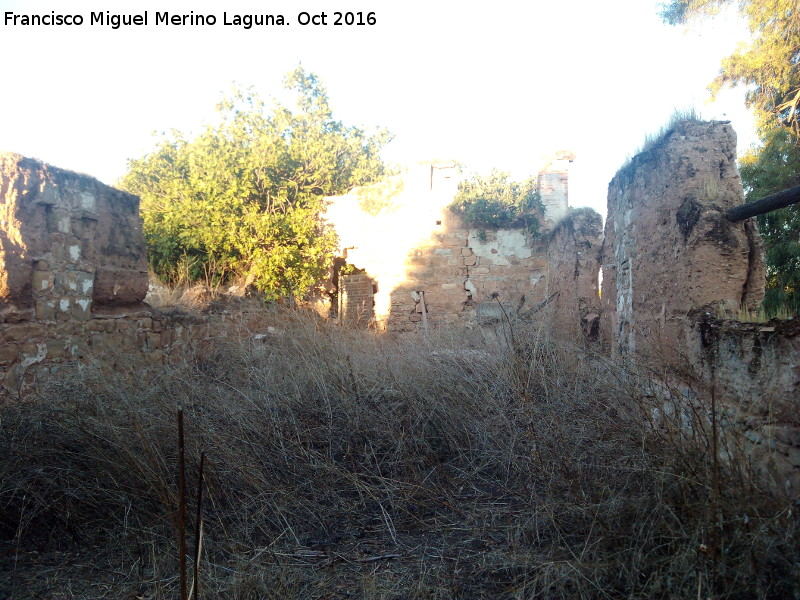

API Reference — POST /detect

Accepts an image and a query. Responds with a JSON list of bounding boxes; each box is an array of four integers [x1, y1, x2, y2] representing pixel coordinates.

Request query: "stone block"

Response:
[[56, 298, 71, 321], [35, 299, 56, 321], [78, 191, 97, 213], [0, 343, 20, 363], [3, 323, 46, 342], [89, 332, 109, 352], [46, 207, 71, 234], [31, 271, 54, 293], [45, 339, 67, 359], [89, 320, 108, 332], [51, 243, 65, 263], [93, 268, 148, 306], [20, 341, 41, 356], [64, 271, 94, 295], [70, 298, 91, 321]]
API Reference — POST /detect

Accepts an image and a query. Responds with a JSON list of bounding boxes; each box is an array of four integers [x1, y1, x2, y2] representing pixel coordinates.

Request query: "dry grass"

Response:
[[0, 313, 797, 599]]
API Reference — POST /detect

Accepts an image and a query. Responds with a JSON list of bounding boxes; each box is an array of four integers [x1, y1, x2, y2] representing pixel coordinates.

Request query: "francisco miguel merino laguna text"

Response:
[[1, 11, 351, 29]]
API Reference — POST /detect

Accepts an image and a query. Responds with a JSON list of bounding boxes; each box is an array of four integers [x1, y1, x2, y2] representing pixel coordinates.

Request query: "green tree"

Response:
[[449, 170, 542, 233], [121, 68, 391, 300], [739, 129, 800, 314], [661, 0, 799, 137], [661, 0, 800, 315]]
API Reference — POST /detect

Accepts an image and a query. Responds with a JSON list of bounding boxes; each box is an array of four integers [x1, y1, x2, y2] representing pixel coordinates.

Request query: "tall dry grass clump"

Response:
[[0, 312, 797, 598]]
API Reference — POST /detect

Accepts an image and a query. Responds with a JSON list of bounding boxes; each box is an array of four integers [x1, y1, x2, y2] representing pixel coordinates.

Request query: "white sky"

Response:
[[0, 0, 755, 218]]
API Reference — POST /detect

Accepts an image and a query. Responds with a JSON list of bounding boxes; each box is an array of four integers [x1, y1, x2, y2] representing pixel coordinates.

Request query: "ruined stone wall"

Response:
[[386, 211, 550, 333], [601, 121, 765, 361], [545, 208, 603, 342], [599, 120, 799, 493], [689, 314, 800, 492], [0, 154, 279, 400], [0, 306, 275, 400], [0, 153, 148, 323], [325, 162, 579, 333]]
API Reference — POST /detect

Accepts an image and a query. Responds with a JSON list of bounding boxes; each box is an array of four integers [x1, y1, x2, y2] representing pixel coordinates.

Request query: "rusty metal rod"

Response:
[[193, 451, 205, 600], [178, 405, 187, 600]]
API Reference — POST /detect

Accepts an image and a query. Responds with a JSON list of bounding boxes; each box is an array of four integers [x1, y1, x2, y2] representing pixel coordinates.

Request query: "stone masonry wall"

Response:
[[691, 313, 800, 493], [386, 211, 550, 333], [0, 306, 275, 401], [601, 121, 765, 361], [0, 153, 148, 323], [0, 153, 279, 400], [599, 120, 799, 494]]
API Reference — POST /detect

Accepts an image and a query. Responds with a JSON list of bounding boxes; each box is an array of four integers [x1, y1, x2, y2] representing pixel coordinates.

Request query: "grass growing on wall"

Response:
[[0, 310, 797, 599], [615, 108, 704, 178]]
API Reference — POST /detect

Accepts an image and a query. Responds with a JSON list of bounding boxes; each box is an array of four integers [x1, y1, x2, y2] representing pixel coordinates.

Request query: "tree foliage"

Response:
[[662, 0, 800, 315], [121, 68, 391, 299], [661, 0, 800, 137], [739, 129, 800, 314], [449, 170, 542, 234]]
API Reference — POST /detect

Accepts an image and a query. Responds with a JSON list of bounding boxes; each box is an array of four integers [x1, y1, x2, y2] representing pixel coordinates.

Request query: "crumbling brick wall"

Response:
[[0, 306, 278, 401], [339, 273, 375, 325], [325, 163, 561, 333], [385, 216, 550, 333], [690, 314, 800, 492], [0, 154, 244, 399], [0, 153, 148, 323]]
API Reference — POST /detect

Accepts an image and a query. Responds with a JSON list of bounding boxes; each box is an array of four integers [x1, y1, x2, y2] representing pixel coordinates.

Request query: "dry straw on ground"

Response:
[[0, 308, 797, 599]]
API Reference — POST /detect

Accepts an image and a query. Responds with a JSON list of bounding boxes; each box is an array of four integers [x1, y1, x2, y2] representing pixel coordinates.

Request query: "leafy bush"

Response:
[[121, 69, 391, 300], [449, 170, 543, 233]]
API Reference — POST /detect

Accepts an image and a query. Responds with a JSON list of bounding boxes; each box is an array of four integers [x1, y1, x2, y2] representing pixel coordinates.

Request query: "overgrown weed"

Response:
[[0, 310, 797, 598]]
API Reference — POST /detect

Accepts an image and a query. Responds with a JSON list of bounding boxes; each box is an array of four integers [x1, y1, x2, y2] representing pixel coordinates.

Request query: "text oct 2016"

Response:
[[3, 11, 377, 29]]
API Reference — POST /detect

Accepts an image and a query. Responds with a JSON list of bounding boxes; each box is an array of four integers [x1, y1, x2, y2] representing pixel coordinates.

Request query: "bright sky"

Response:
[[0, 0, 755, 218]]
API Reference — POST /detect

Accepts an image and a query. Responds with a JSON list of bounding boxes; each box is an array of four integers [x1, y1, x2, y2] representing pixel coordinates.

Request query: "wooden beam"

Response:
[[726, 184, 800, 222]]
